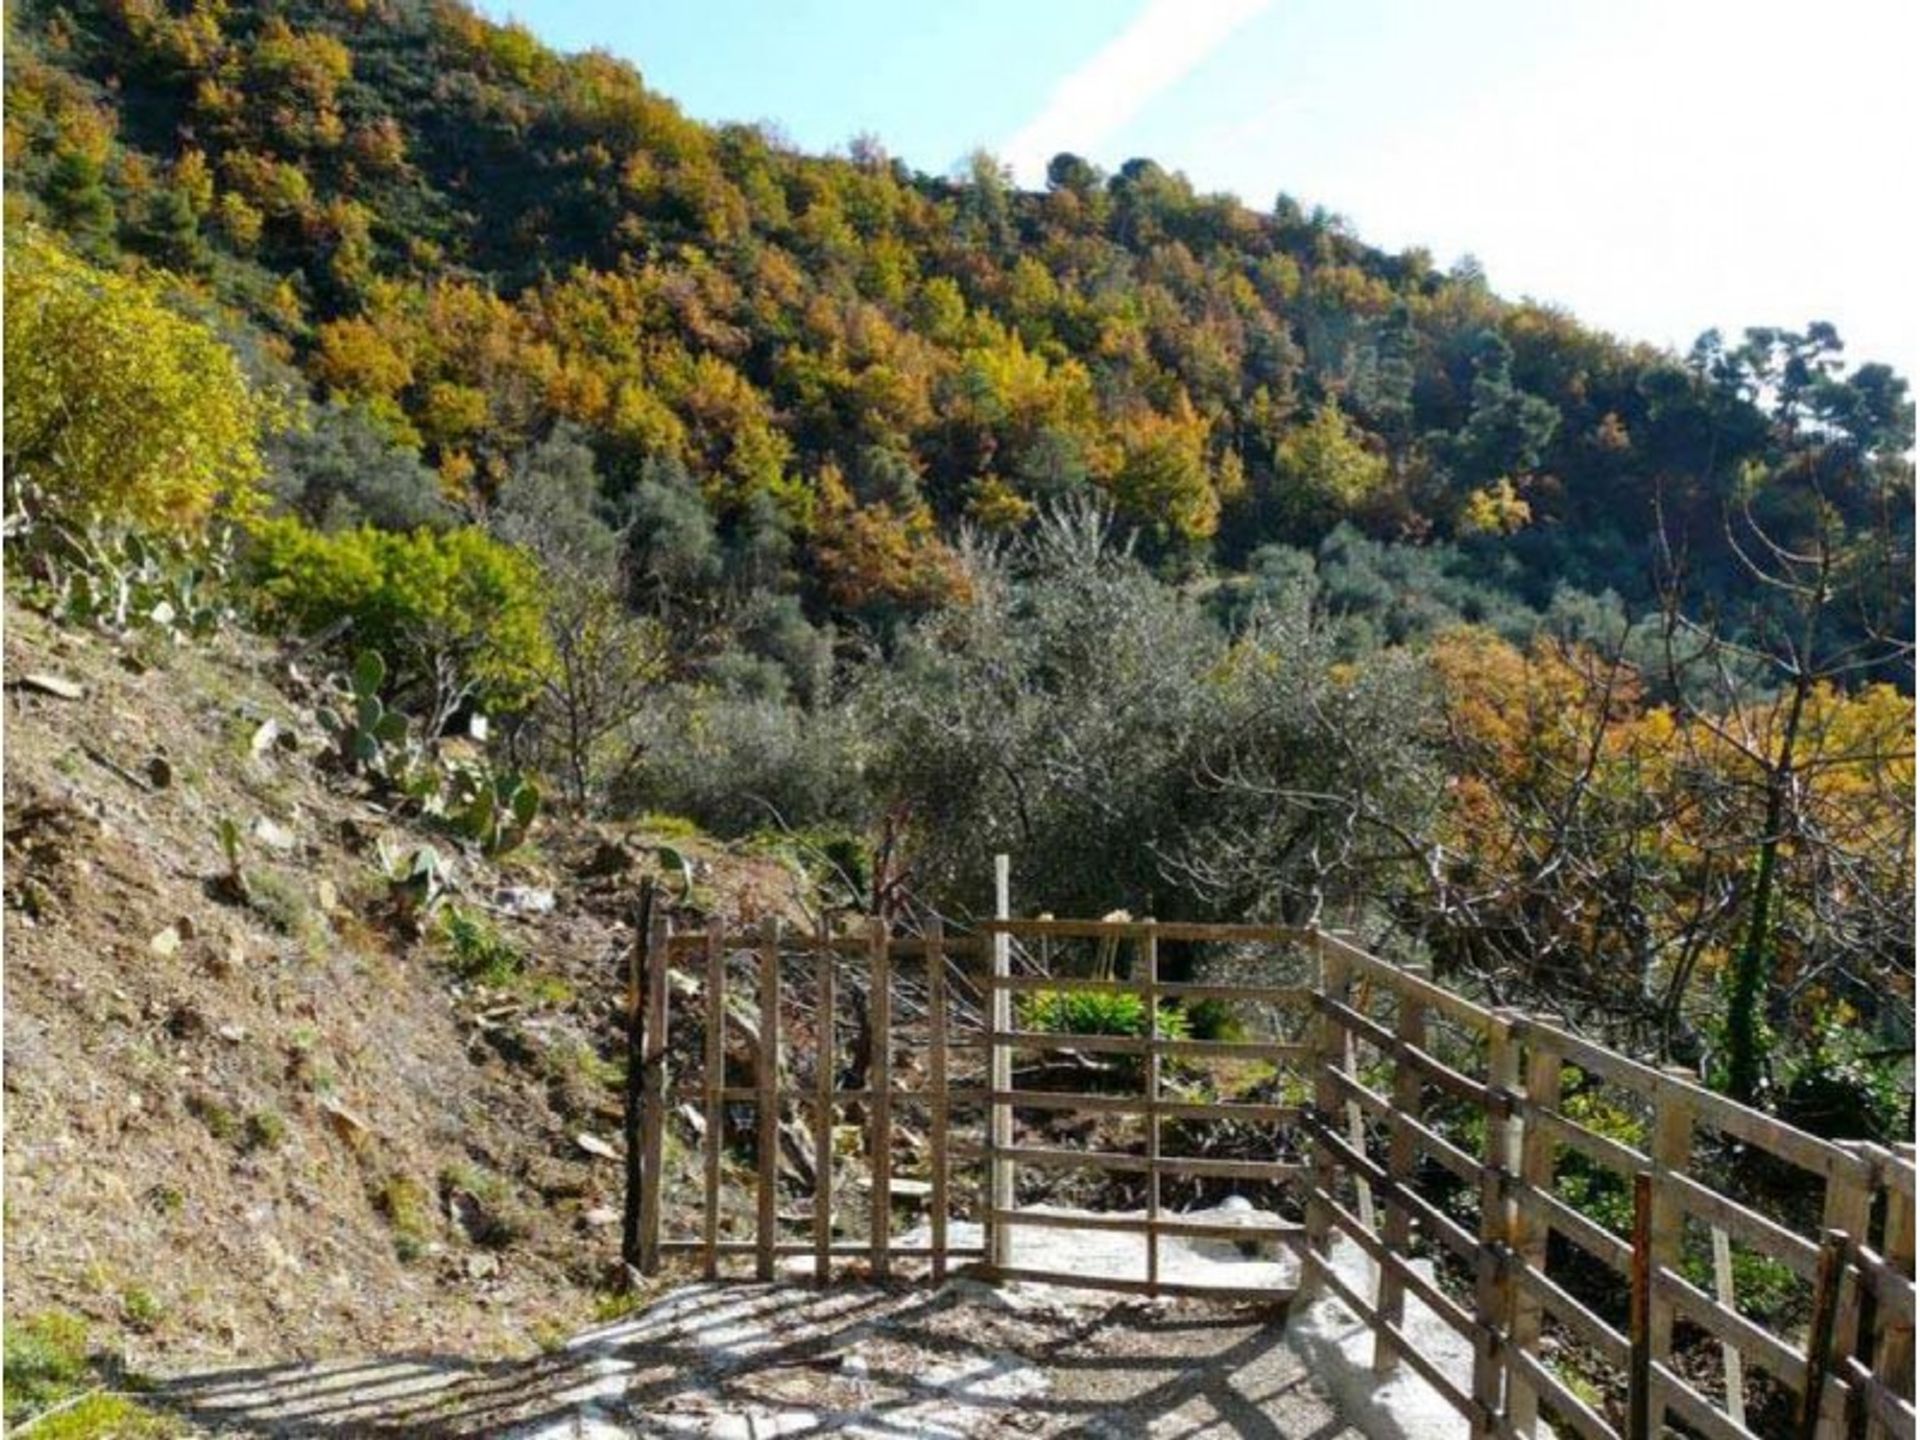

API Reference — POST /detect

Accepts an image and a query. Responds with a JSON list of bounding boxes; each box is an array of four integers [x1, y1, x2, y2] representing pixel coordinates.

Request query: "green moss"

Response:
[[439, 905, 523, 986], [187, 1093, 238, 1142], [4, 1311, 91, 1426], [120, 1287, 164, 1331], [17, 1393, 178, 1438], [373, 1173, 436, 1263], [243, 1109, 287, 1151]]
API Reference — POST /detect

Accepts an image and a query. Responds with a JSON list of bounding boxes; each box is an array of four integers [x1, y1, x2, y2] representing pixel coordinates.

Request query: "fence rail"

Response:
[[627, 895, 1915, 1440]]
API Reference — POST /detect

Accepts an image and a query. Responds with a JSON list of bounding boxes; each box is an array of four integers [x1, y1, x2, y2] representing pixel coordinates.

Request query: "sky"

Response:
[[489, 0, 1916, 385]]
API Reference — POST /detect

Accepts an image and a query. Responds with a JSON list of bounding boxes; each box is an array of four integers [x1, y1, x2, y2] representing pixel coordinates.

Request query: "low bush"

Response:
[[243, 517, 551, 717]]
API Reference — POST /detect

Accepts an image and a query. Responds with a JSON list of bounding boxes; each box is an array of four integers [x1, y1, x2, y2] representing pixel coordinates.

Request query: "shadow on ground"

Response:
[[156, 1281, 1359, 1438]]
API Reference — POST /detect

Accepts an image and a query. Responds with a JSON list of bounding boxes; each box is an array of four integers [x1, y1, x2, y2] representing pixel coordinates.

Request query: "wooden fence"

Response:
[[626, 900, 1915, 1440]]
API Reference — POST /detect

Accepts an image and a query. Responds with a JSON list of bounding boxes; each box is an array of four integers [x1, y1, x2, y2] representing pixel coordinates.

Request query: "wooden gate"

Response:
[[625, 869, 1320, 1298]]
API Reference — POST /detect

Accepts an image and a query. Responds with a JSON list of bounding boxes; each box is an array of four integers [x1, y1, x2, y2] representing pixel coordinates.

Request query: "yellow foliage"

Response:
[[3, 228, 278, 533]]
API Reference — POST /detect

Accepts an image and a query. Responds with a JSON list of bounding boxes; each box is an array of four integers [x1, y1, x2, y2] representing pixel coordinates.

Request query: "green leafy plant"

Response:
[[316, 651, 415, 782], [1018, 988, 1192, 1041], [1776, 1006, 1905, 1142], [439, 761, 541, 854], [19, 521, 235, 642], [376, 839, 452, 931]]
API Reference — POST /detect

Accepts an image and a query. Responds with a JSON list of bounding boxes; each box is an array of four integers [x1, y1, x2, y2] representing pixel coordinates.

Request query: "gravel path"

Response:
[[156, 1280, 1360, 1437]]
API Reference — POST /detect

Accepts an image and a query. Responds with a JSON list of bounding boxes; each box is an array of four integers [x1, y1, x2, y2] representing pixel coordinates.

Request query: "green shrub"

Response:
[[1777, 1008, 1905, 1142], [1018, 988, 1191, 1041], [243, 517, 551, 713]]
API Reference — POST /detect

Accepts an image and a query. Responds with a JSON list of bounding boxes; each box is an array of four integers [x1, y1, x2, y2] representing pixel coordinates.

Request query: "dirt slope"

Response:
[[1, 600, 793, 1377]]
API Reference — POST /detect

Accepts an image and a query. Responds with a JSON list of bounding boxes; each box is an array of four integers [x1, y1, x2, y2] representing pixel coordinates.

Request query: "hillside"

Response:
[[6, 0, 1909, 637], [1, 595, 807, 1392]]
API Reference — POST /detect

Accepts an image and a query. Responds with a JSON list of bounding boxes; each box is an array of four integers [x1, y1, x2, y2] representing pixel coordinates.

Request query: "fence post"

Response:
[[1646, 1070, 1697, 1428], [1470, 1010, 1520, 1439], [868, 916, 893, 1281], [1628, 1170, 1654, 1440], [928, 916, 949, 1285], [702, 916, 725, 1280], [1373, 986, 1427, 1372], [1868, 1145, 1914, 1440], [813, 915, 835, 1286], [1144, 921, 1162, 1297], [1303, 927, 1350, 1301], [1821, 1143, 1876, 1385], [1801, 1229, 1851, 1440], [987, 854, 1013, 1271], [1505, 1021, 1563, 1437], [634, 902, 671, 1277], [755, 916, 782, 1282]]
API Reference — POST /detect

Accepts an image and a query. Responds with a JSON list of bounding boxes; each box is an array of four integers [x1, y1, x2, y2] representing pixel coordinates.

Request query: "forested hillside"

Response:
[[4, 0, 1913, 1125]]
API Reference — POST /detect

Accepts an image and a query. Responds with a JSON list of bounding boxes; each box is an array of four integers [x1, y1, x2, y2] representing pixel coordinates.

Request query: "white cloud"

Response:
[[1000, 0, 1272, 184]]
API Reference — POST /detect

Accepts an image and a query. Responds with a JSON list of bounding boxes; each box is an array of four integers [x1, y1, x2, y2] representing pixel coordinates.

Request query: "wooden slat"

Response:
[[1306, 1117, 1481, 1265], [1299, 1247, 1486, 1425], [968, 1265, 1293, 1303], [1499, 1339, 1616, 1440], [928, 917, 949, 1285], [1660, 1169, 1822, 1280], [1316, 930, 1493, 1034], [1506, 1023, 1564, 1437], [1856, 1242, 1918, 1324], [986, 1089, 1297, 1123], [1508, 1175, 1633, 1275], [982, 918, 1313, 944], [635, 907, 671, 1276], [813, 916, 834, 1286], [1519, 1097, 1650, 1178], [1319, 995, 1490, 1110], [1655, 1361, 1766, 1440], [1323, 1188, 1480, 1340], [755, 916, 781, 1282], [1712, 1223, 1747, 1429], [953, 1141, 1303, 1182], [1519, 1019, 1861, 1183], [1506, 1253, 1629, 1367], [1472, 1013, 1520, 1438], [1657, 1264, 1812, 1387], [662, 1240, 986, 1259], [990, 1207, 1301, 1243], [1848, 1354, 1919, 1440], [990, 973, 1310, 1005], [702, 917, 726, 1280], [988, 855, 1012, 1271], [1647, 1071, 1697, 1426], [1144, 925, 1162, 1295], [1374, 988, 1426, 1374], [988, 1030, 1308, 1062], [1872, 1148, 1917, 1440], [868, 917, 891, 1281], [1326, 1065, 1481, 1186]]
